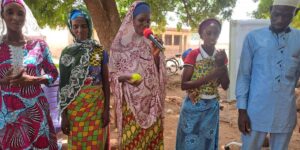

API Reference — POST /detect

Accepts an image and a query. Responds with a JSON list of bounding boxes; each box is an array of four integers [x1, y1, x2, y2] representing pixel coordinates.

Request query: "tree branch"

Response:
[[181, 0, 193, 25]]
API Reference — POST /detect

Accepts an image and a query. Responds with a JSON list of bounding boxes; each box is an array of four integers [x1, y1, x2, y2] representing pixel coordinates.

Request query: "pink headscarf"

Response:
[[109, 0, 166, 144], [2, 0, 25, 8]]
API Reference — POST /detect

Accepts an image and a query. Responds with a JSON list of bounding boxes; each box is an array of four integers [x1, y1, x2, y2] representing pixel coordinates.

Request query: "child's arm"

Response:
[[181, 49, 226, 90], [219, 68, 230, 90], [215, 50, 230, 90]]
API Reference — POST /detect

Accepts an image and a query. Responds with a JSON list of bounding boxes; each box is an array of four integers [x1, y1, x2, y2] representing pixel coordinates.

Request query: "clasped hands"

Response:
[[211, 49, 228, 78], [0, 68, 37, 86], [214, 49, 227, 67]]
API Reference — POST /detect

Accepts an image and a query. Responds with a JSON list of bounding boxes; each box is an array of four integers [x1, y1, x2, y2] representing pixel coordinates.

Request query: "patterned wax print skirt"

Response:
[[121, 100, 164, 150], [176, 97, 219, 150], [67, 85, 109, 150]]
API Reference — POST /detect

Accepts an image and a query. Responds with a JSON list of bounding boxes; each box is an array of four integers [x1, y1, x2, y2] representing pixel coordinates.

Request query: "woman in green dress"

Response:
[[59, 9, 110, 149]]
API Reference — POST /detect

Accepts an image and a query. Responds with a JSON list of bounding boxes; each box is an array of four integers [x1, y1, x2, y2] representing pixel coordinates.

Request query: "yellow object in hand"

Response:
[[131, 73, 142, 82]]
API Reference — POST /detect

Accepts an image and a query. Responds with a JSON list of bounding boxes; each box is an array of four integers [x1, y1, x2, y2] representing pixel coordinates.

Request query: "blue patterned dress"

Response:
[[176, 47, 220, 150]]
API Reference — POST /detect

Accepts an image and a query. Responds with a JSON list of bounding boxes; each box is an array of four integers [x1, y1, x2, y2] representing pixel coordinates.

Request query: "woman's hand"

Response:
[[10, 68, 39, 86], [0, 69, 14, 85], [128, 78, 143, 87], [151, 47, 160, 58], [207, 65, 227, 81], [61, 112, 70, 135], [102, 108, 110, 128], [118, 74, 143, 87], [215, 49, 227, 67], [151, 36, 163, 58], [188, 90, 198, 105], [118, 75, 131, 83]]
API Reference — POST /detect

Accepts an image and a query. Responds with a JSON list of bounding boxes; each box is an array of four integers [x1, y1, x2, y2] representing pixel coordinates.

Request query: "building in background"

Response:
[[41, 25, 229, 61], [161, 27, 198, 58], [161, 26, 229, 58]]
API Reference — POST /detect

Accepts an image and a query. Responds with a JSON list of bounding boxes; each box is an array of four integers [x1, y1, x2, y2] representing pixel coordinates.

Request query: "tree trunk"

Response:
[[84, 0, 121, 50]]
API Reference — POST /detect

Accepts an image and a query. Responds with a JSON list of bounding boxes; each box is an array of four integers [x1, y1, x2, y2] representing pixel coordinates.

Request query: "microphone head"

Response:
[[143, 28, 153, 38]]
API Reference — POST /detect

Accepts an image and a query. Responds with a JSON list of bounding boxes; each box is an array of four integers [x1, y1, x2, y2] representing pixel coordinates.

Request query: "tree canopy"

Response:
[[26, 0, 236, 30], [25, 0, 76, 28], [252, 0, 300, 28], [25, 0, 237, 49]]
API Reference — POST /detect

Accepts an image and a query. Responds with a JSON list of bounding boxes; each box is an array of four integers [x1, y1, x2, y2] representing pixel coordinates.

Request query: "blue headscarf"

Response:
[[133, 2, 150, 18], [70, 9, 85, 21], [68, 9, 93, 39]]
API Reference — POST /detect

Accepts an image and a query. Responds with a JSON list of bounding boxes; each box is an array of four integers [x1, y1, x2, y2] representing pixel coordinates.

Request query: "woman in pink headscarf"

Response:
[[0, 0, 58, 149], [109, 1, 166, 149]]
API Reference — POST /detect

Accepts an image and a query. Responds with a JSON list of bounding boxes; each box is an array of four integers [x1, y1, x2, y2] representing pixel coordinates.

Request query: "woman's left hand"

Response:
[[151, 36, 163, 58], [102, 109, 110, 128], [10, 69, 37, 86]]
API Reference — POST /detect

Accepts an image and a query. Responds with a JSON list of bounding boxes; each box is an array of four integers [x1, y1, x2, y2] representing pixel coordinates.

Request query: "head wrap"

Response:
[[1, 0, 41, 36], [2, 0, 25, 8], [133, 2, 150, 18], [67, 8, 93, 40], [70, 9, 85, 20], [198, 18, 222, 35], [273, 0, 300, 7]]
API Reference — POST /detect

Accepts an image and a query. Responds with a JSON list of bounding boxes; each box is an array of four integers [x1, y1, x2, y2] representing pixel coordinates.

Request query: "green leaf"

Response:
[[26, 0, 237, 31]]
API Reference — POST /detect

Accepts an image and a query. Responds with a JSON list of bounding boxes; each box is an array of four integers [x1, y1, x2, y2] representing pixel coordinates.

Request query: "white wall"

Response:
[[228, 19, 270, 101]]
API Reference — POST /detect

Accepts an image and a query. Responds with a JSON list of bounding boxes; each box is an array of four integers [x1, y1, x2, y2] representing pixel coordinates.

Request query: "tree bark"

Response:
[[84, 0, 121, 50]]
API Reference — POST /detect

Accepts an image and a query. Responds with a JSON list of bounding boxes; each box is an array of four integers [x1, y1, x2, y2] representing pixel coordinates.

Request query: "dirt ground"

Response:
[[58, 74, 300, 150], [161, 74, 300, 150]]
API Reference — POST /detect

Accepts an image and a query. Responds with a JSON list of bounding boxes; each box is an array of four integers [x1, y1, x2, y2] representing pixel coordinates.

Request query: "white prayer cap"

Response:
[[273, 0, 300, 7]]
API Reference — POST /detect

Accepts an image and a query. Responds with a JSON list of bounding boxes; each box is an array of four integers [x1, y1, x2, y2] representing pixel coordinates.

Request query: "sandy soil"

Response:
[[58, 74, 300, 150], [161, 74, 300, 150]]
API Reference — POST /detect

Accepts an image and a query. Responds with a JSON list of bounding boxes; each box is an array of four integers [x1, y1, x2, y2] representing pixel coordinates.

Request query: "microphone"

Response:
[[143, 28, 165, 51]]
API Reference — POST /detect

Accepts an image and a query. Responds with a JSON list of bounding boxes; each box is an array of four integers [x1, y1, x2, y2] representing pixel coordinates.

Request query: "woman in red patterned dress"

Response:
[[0, 0, 58, 149]]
